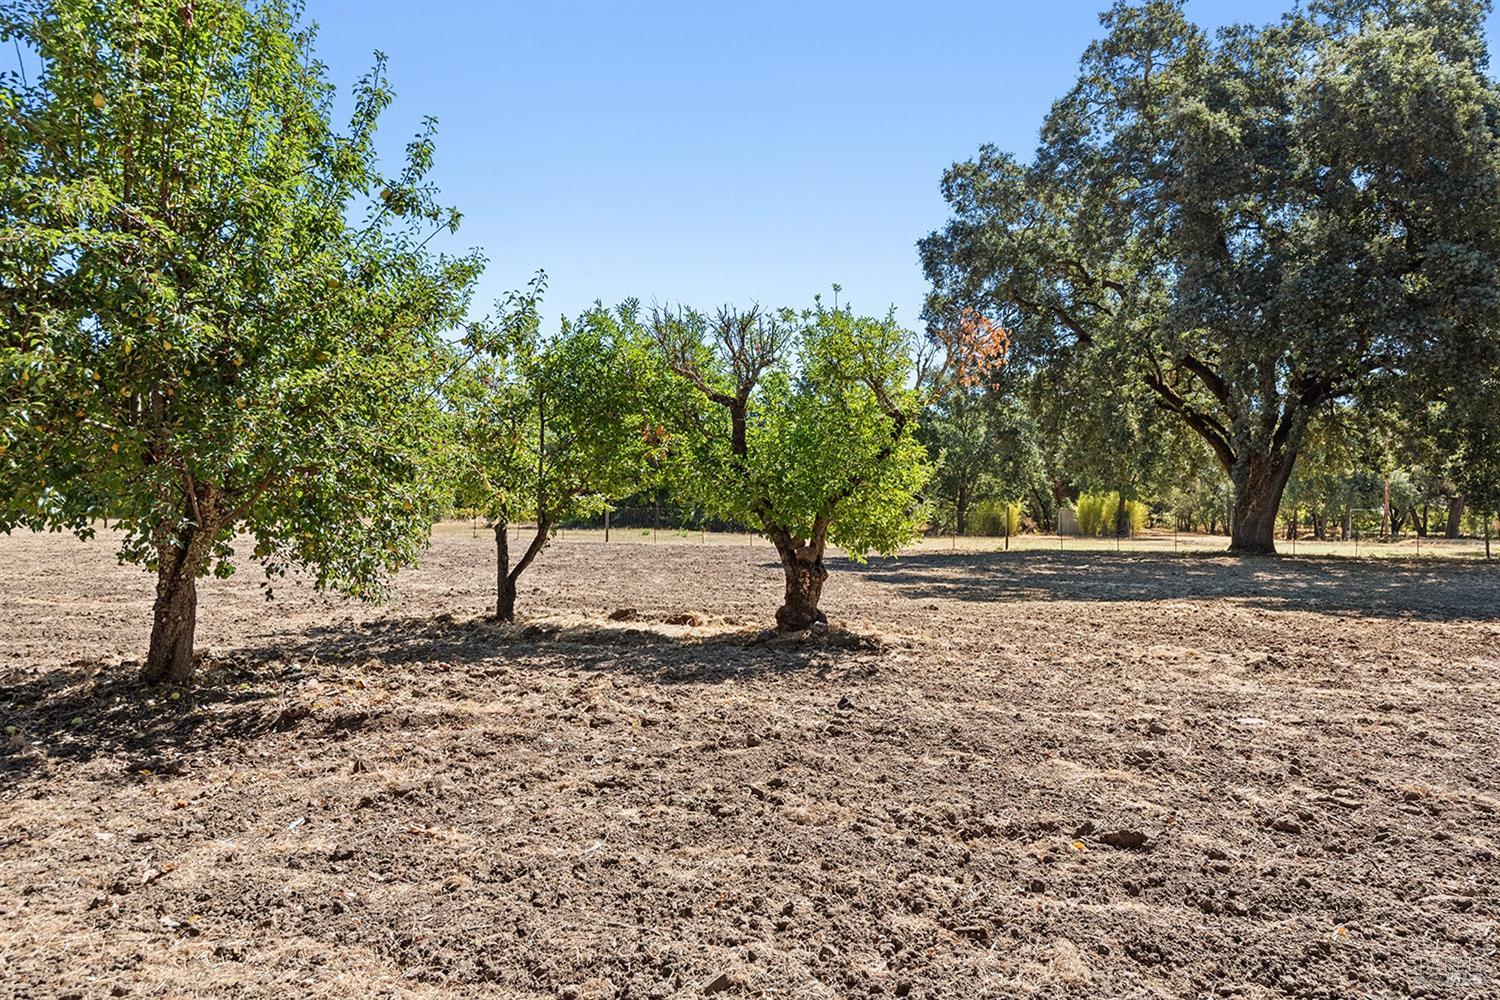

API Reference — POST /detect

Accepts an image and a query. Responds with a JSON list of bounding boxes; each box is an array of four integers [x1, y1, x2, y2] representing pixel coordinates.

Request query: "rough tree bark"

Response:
[[142, 492, 221, 685], [770, 528, 829, 631], [1228, 451, 1297, 556]]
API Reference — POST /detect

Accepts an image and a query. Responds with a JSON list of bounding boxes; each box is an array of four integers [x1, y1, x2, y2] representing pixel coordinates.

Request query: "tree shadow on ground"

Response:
[[0, 615, 877, 781], [845, 549, 1499, 622], [255, 611, 882, 682], [0, 660, 280, 782]]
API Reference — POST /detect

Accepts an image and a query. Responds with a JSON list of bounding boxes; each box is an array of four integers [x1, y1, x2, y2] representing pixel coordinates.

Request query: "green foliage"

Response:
[[1074, 492, 1147, 537], [965, 500, 1020, 537], [919, 390, 999, 533], [652, 301, 937, 561], [0, 1, 481, 652], [451, 277, 659, 537], [922, 0, 1500, 553], [1073, 494, 1106, 538]]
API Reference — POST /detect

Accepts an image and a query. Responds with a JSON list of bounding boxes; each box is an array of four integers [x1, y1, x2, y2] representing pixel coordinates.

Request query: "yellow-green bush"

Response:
[[966, 500, 1020, 536], [1075, 492, 1147, 536]]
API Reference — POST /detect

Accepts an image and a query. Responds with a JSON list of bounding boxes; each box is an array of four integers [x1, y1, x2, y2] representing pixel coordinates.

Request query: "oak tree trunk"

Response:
[[1446, 494, 1465, 539], [1228, 452, 1295, 556]]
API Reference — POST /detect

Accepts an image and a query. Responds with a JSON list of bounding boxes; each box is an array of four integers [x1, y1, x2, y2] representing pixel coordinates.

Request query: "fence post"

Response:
[[604, 509, 610, 543]]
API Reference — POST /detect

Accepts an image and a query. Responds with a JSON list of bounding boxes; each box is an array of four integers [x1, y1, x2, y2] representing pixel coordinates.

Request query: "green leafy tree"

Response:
[[922, 0, 1500, 554], [919, 389, 1001, 534], [649, 299, 1004, 630], [0, 0, 482, 682], [1450, 365, 1500, 557], [452, 281, 659, 621], [920, 375, 1047, 536]]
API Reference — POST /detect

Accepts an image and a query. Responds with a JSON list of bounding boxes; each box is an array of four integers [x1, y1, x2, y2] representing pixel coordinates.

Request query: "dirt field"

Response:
[[2, 525, 1498, 999]]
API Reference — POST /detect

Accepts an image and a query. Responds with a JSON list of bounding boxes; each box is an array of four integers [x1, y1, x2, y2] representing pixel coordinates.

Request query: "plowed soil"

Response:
[[2, 526, 1498, 999]]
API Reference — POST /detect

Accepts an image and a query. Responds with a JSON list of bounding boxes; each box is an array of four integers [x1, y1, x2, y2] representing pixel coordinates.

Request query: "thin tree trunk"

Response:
[[494, 521, 515, 622], [1030, 488, 1050, 531], [494, 517, 549, 623]]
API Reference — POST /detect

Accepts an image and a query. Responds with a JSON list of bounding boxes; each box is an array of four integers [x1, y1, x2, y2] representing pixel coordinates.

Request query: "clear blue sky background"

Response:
[[307, 0, 1169, 328]]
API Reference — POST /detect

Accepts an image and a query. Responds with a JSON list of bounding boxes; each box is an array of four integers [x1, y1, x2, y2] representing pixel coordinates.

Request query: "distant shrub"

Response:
[[1075, 492, 1147, 536], [1075, 494, 1107, 536], [966, 501, 1020, 536]]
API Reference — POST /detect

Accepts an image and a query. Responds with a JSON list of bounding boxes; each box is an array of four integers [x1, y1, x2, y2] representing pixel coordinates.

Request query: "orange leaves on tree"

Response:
[[935, 307, 1010, 390]]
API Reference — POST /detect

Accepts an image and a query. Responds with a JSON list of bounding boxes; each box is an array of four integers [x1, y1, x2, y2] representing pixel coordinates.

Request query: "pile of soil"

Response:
[[1, 527, 1497, 997]]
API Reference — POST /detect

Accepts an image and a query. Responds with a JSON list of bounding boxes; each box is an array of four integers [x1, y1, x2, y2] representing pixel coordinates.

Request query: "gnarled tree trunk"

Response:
[[770, 528, 829, 631], [1228, 451, 1296, 556], [142, 494, 221, 685]]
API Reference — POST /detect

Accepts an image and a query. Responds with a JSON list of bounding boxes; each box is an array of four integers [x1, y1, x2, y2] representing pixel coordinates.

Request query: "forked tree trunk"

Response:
[[495, 523, 516, 622], [1228, 452, 1296, 556], [771, 530, 829, 631], [142, 505, 220, 685], [493, 517, 549, 623]]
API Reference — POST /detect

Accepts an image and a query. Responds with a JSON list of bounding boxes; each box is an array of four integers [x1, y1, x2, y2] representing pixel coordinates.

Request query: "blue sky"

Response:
[[306, 0, 1146, 328]]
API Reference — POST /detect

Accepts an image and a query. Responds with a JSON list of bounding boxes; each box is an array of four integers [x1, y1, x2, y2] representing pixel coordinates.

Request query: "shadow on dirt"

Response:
[[254, 611, 882, 681], [845, 549, 1499, 623], [0, 615, 878, 780], [0, 660, 280, 781]]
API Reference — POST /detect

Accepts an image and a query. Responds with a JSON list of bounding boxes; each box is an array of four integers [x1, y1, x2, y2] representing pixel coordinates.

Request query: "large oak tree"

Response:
[[922, 0, 1500, 553]]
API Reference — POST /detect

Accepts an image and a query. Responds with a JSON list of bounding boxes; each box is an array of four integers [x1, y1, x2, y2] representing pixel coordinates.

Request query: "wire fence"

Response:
[[447, 506, 1496, 562]]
